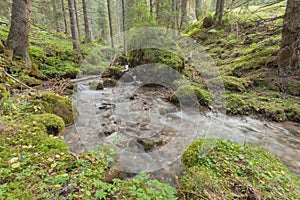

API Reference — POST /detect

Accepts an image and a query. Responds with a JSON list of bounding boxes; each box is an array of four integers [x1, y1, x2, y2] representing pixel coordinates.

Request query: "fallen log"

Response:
[[70, 75, 101, 83]]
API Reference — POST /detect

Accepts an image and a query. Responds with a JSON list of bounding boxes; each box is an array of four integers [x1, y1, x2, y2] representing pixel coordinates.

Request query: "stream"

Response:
[[64, 76, 300, 185]]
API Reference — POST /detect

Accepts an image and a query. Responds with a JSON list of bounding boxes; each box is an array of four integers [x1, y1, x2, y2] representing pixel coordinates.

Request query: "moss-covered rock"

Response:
[[103, 78, 117, 87], [180, 139, 300, 199], [127, 48, 185, 73], [31, 113, 65, 136], [89, 81, 104, 90], [30, 92, 75, 124], [171, 85, 211, 106], [101, 66, 125, 80]]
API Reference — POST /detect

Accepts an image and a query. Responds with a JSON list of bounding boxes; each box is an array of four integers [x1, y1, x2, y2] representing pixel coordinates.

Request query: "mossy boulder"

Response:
[[103, 78, 117, 87], [127, 48, 185, 73], [180, 139, 300, 199], [101, 66, 124, 80], [171, 85, 211, 106], [89, 81, 104, 90], [31, 113, 65, 136], [31, 92, 75, 124]]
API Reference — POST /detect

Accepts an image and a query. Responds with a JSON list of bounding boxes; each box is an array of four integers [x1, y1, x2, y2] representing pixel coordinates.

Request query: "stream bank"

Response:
[[65, 76, 300, 186]]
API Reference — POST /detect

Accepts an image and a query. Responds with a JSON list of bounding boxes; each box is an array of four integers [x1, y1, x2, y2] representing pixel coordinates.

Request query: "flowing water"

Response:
[[64, 77, 300, 185]]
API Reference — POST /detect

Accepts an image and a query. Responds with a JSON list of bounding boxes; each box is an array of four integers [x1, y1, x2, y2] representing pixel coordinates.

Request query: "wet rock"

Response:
[[120, 74, 135, 83], [103, 78, 117, 87], [89, 81, 104, 90], [158, 107, 176, 115], [126, 140, 145, 153], [126, 121, 138, 128], [101, 124, 118, 136], [98, 103, 115, 110], [137, 138, 164, 152], [96, 82, 104, 90]]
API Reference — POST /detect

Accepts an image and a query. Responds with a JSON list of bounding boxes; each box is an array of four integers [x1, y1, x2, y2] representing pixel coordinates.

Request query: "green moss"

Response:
[[180, 139, 300, 199], [186, 27, 202, 37], [0, 83, 9, 100], [18, 73, 42, 86], [225, 92, 300, 122], [34, 92, 75, 124], [144, 141, 154, 152], [0, 92, 75, 124], [127, 48, 185, 73], [30, 113, 65, 136], [0, 113, 177, 199], [212, 76, 247, 92], [28, 26, 80, 79], [106, 66, 124, 80], [172, 85, 211, 106]]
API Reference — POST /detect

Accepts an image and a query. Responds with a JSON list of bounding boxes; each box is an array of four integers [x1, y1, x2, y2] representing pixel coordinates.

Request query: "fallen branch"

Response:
[[1, 69, 35, 91], [69, 151, 79, 160], [178, 189, 205, 198], [70, 75, 100, 83]]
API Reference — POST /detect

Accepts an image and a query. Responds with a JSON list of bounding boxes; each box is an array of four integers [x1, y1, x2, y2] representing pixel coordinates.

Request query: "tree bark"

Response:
[[7, 0, 32, 69], [171, 0, 178, 30], [156, 0, 161, 22], [121, 0, 126, 54], [68, 0, 80, 53], [107, 0, 114, 48], [195, 0, 202, 21], [215, 0, 225, 26], [73, 0, 81, 40], [61, 0, 68, 34], [180, 0, 188, 30], [52, 0, 61, 32], [278, 0, 300, 76], [82, 0, 91, 42], [150, 0, 153, 15]]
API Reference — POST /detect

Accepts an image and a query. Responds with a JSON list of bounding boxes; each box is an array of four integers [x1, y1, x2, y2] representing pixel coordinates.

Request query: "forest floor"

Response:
[[182, 2, 299, 122], [0, 1, 299, 199]]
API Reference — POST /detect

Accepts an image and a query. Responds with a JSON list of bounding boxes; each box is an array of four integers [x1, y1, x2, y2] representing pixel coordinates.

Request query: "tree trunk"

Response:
[[52, 0, 61, 32], [278, 0, 300, 76], [156, 0, 161, 22], [171, 0, 178, 30], [215, 0, 225, 26], [195, 0, 202, 21], [67, 0, 80, 53], [61, 0, 68, 34], [7, 0, 32, 69], [73, 0, 81, 40], [121, 0, 126, 54], [150, 0, 153, 15], [180, 0, 188, 30], [82, 0, 91, 42], [107, 0, 114, 48]]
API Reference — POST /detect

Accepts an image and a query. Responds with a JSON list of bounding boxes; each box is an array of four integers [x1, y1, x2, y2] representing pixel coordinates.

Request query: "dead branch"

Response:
[[70, 75, 100, 83], [1, 68, 35, 91]]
